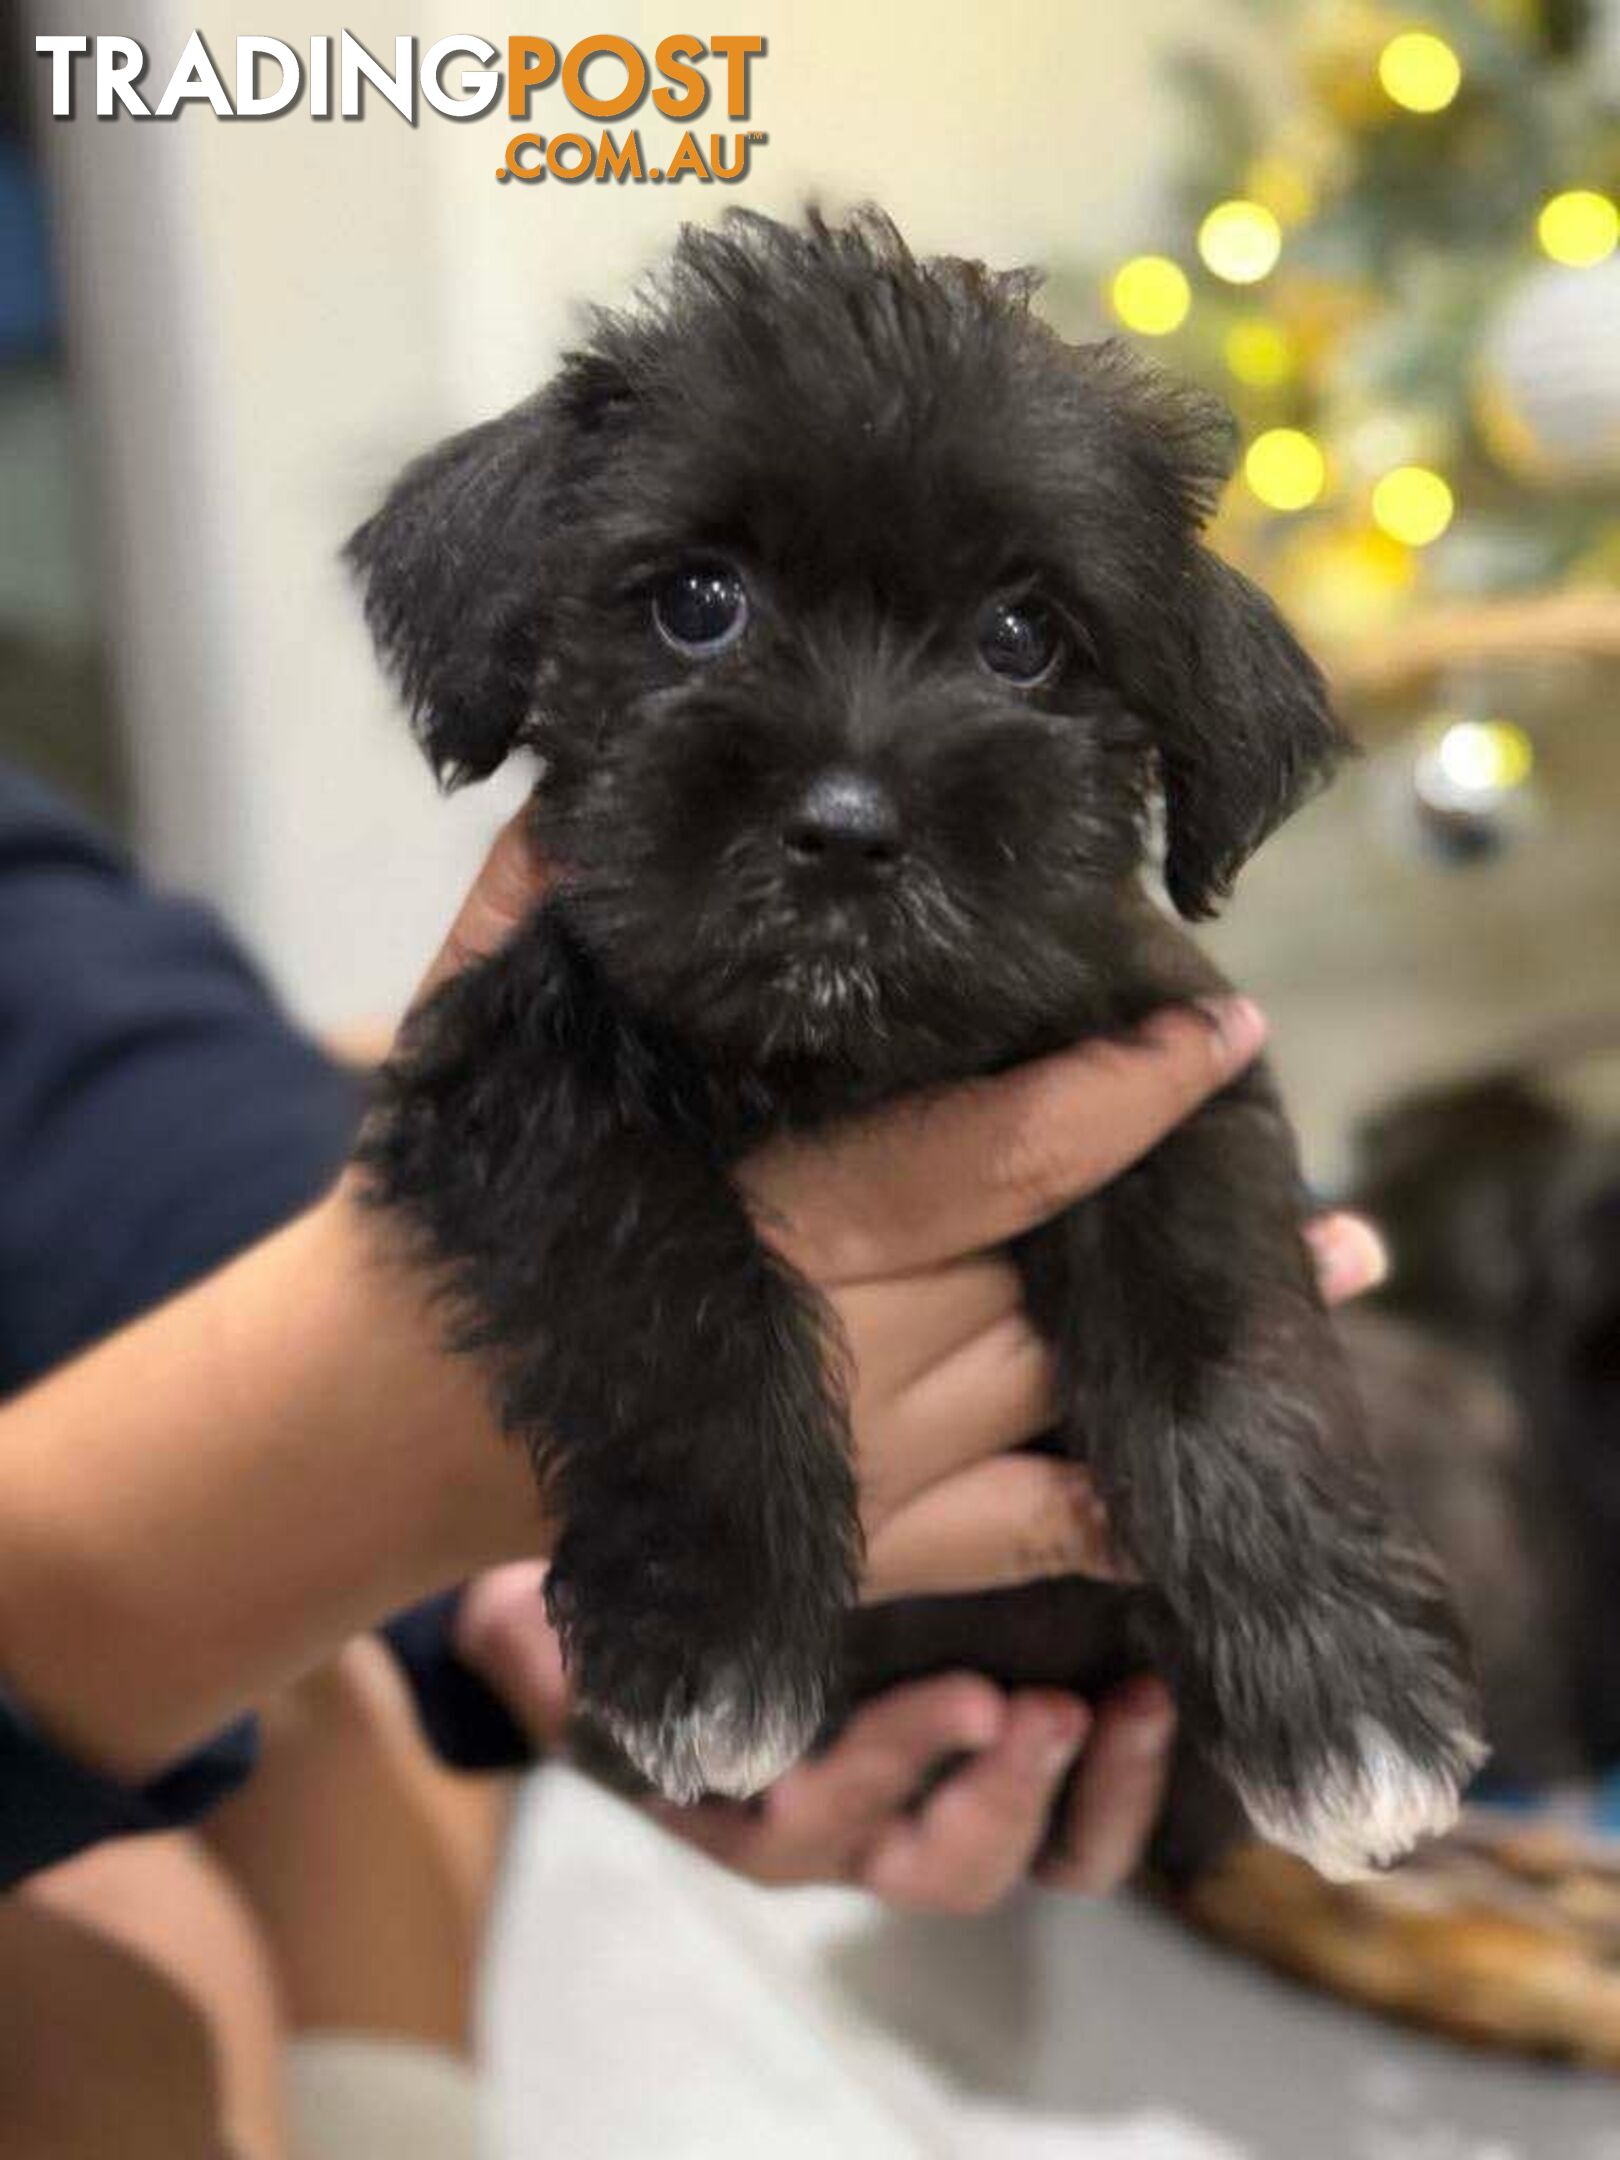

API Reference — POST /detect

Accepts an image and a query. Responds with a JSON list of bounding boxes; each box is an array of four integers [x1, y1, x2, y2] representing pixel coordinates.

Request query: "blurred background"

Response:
[[4, 1, 1618, 2153]]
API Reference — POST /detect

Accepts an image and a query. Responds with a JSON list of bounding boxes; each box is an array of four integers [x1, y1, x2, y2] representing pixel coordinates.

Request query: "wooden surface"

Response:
[[1173, 1814, 1620, 2073]]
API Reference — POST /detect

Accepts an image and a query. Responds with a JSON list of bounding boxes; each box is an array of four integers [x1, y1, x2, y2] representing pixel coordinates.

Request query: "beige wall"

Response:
[[39, 0, 1269, 1026]]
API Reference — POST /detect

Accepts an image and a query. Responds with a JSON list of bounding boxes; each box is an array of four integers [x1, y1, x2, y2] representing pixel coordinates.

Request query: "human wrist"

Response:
[[306, 1172, 547, 1583]]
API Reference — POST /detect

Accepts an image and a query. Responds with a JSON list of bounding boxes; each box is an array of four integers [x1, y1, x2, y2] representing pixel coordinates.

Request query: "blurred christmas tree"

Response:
[[1087, 0, 1620, 655]]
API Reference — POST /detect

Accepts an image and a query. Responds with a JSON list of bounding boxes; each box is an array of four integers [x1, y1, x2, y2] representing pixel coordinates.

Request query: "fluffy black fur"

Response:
[[350, 208, 1482, 1873]]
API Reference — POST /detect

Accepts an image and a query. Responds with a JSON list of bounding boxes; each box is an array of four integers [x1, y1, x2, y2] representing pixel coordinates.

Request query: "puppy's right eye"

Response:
[[653, 563, 749, 657]]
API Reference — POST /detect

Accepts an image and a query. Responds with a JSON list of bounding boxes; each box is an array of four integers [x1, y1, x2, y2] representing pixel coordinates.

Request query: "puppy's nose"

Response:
[[783, 770, 902, 877]]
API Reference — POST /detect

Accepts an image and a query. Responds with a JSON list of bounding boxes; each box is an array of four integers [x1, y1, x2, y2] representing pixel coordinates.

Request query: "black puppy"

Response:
[[351, 208, 1483, 1877]]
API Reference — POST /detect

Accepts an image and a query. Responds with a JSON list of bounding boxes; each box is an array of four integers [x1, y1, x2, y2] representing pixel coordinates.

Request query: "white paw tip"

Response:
[[591, 1679, 814, 1804], [1237, 1718, 1488, 1882]]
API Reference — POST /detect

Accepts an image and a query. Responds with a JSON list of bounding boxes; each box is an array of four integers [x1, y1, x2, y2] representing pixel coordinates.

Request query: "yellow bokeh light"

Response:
[[1197, 201, 1283, 286], [1244, 428, 1327, 511], [1434, 718, 1535, 793], [1537, 189, 1619, 268], [1377, 30, 1463, 113], [1224, 318, 1296, 388], [1371, 464, 1454, 546], [1109, 255, 1192, 336]]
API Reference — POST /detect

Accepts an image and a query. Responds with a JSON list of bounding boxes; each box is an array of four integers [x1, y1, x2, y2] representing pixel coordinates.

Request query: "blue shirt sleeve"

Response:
[[1, 1687, 260, 1893], [0, 769, 529, 1889], [0, 769, 362, 1392]]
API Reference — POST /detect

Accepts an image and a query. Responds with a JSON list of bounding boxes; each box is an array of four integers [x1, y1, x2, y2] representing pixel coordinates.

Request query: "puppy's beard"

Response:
[[754, 949, 886, 1059]]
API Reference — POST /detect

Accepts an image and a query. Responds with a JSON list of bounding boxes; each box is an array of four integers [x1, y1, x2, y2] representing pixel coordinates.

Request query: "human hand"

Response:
[[458, 1555, 1178, 1904]]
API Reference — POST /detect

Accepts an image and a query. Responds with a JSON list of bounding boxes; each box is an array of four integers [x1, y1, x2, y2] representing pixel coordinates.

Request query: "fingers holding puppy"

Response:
[[861, 1691, 1091, 1912], [1036, 1676, 1178, 1895], [413, 809, 553, 1003], [851, 1198, 1384, 1602], [864, 1453, 1125, 1602], [740, 996, 1270, 1285]]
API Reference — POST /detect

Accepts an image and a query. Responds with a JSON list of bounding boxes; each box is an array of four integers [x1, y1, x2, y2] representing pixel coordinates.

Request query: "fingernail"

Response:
[[1054, 1719, 1092, 1771], [1307, 1214, 1390, 1299], [1035, 1703, 1090, 1773], [1076, 1483, 1111, 1558], [1193, 995, 1269, 1069], [1061, 1474, 1139, 1585], [1118, 1678, 1176, 1756], [865, 1834, 923, 1899], [1128, 1712, 1174, 1760], [952, 1683, 1008, 1752]]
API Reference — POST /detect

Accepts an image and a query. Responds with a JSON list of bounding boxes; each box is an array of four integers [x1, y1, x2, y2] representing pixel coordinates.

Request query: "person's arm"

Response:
[[0, 776, 539, 1838], [0, 1183, 539, 1783]]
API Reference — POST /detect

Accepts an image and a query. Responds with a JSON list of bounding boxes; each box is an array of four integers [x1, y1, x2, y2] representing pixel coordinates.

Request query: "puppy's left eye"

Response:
[[977, 596, 1066, 687], [653, 562, 749, 657]]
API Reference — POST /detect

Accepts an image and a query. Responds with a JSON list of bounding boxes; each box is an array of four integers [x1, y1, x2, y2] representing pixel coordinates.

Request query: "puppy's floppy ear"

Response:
[[1079, 341, 1349, 918], [1155, 549, 1348, 919], [345, 353, 628, 787]]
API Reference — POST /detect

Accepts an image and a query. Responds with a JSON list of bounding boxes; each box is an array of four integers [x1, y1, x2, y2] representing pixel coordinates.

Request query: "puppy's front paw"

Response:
[[1208, 1567, 1486, 1880], [1233, 1716, 1485, 1881], [583, 1665, 823, 1805]]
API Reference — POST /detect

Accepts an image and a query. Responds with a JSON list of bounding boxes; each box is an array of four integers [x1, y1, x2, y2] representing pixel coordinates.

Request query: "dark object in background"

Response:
[[1336, 1306, 1582, 1791], [351, 206, 1480, 1878], [0, 5, 127, 828], [0, 631, 124, 834], [1353, 1071, 1620, 1780], [0, 0, 55, 363]]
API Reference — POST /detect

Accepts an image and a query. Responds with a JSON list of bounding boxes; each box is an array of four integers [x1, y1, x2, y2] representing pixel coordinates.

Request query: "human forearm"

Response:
[[0, 1178, 543, 1780]]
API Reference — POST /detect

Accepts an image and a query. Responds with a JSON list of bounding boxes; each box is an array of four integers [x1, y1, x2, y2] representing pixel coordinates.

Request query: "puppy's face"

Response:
[[507, 340, 1164, 1067], [352, 211, 1343, 1069]]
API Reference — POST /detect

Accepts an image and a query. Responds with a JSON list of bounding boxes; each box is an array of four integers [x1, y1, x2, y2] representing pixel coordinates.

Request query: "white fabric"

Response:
[[288, 2033, 485, 2160], [482, 1766, 1620, 2160]]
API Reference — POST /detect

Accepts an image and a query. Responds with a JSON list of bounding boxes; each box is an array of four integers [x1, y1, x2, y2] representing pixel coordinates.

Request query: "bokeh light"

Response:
[[1109, 255, 1192, 335], [1410, 716, 1538, 862], [1245, 428, 1327, 510], [1224, 318, 1296, 387], [1536, 189, 1619, 268], [1197, 200, 1283, 286], [1432, 717, 1535, 794], [1377, 30, 1463, 113], [1371, 464, 1455, 545]]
